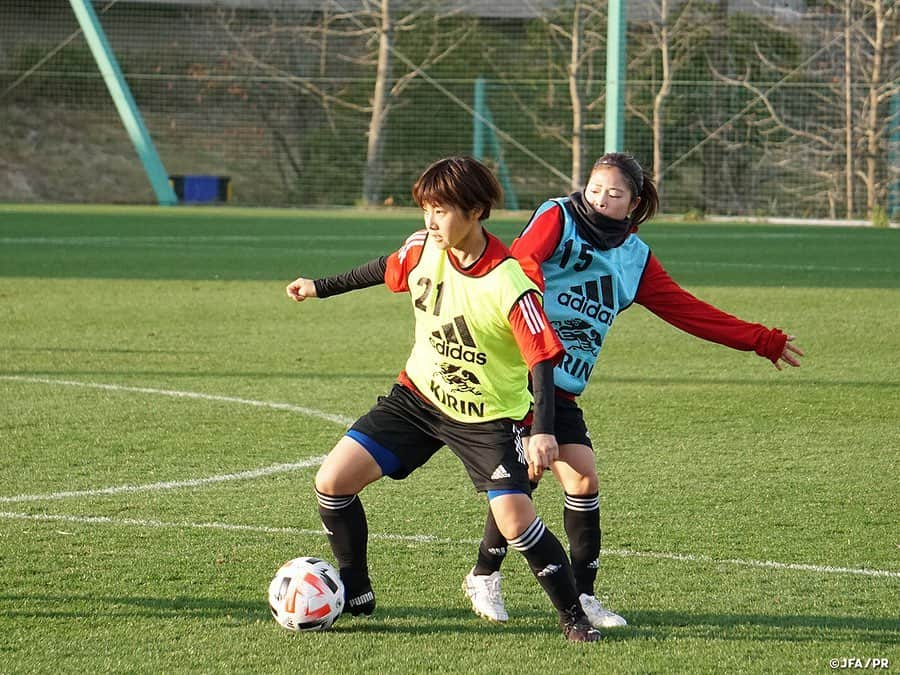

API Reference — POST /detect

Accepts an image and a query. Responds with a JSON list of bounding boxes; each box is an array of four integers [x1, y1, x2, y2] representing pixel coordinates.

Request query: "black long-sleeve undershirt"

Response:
[[313, 256, 388, 298]]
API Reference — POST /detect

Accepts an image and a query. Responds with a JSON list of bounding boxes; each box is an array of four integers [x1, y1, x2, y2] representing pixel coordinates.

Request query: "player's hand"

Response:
[[521, 437, 540, 482], [774, 335, 804, 370], [525, 433, 558, 480], [286, 277, 317, 302]]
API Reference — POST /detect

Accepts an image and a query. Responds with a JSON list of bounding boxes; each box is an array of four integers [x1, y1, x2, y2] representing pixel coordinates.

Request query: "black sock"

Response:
[[564, 492, 600, 596], [315, 488, 374, 612], [508, 516, 580, 615], [474, 508, 508, 575]]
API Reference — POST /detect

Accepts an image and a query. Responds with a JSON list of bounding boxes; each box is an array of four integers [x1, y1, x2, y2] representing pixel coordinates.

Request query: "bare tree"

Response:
[[567, 0, 587, 189], [211, 0, 474, 205], [308, 0, 475, 205], [709, 0, 898, 218], [843, 0, 855, 215], [363, 0, 393, 205], [485, 1, 606, 191], [710, 39, 845, 216], [627, 0, 713, 187], [857, 0, 897, 215]]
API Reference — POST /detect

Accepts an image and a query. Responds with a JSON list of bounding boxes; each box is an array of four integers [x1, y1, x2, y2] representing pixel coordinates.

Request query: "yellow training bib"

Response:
[[404, 236, 538, 422]]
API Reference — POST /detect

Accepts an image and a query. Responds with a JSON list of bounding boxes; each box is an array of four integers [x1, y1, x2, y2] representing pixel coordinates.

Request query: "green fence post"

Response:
[[68, 0, 177, 205], [604, 0, 627, 153], [487, 118, 519, 210], [473, 77, 486, 160], [472, 77, 518, 210]]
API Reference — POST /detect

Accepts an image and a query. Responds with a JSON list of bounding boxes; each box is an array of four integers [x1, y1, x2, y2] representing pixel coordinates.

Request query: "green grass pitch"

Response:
[[1, 205, 897, 673]]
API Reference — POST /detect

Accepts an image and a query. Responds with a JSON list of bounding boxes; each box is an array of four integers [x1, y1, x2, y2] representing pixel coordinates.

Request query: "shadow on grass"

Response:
[[617, 609, 900, 644], [2, 595, 898, 642], [0, 594, 267, 621], [0, 595, 550, 636]]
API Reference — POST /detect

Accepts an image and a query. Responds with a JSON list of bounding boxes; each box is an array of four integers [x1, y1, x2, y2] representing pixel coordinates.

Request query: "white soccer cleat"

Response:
[[579, 593, 627, 628], [463, 568, 509, 622]]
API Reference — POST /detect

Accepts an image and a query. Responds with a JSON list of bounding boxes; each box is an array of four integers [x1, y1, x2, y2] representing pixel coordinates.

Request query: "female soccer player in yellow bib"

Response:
[[286, 156, 600, 641]]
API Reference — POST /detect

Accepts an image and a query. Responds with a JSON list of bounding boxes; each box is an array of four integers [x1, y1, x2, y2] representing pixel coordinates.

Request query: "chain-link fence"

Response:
[[1, 0, 897, 219]]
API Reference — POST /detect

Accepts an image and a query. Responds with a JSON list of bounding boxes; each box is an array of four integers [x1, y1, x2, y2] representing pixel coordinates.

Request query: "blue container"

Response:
[[169, 175, 231, 203]]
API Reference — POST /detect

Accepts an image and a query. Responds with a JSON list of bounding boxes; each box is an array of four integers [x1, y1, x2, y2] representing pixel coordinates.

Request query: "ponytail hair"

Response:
[[591, 153, 660, 226]]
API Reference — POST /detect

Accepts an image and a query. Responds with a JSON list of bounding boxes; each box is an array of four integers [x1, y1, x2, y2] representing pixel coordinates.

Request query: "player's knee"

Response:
[[581, 471, 599, 494], [314, 464, 343, 495], [488, 492, 536, 539], [315, 452, 378, 496], [313, 469, 330, 495], [560, 470, 598, 495], [498, 513, 535, 539]]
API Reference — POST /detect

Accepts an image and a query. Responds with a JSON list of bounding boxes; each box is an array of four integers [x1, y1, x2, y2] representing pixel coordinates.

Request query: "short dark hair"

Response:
[[591, 153, 660, 225], [412, 156, 503, 221]]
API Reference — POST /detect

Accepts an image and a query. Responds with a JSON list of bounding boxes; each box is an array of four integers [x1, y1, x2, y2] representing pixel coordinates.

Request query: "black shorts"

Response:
[[530, 395, 592, 449], [348, 384, 531, 494]]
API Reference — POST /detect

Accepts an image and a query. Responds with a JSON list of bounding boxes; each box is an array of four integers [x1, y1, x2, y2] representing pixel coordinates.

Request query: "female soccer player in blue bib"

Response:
[[462, 153, 804, 628], [286, 156, 600, 641]]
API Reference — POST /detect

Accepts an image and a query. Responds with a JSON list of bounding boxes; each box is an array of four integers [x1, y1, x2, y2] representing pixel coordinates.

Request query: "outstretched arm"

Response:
[[285, 256, 388, 302], [636, 253, 804, 369]]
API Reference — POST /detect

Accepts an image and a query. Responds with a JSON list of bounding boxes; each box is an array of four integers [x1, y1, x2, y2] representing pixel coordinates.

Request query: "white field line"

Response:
[[600, 548, 900, 579], [0, 375, 344, 503], [4, 375, 898, 580], [1, 510, 896, 580], [0, 375, 355, 427], [0, 456, 326, 503]]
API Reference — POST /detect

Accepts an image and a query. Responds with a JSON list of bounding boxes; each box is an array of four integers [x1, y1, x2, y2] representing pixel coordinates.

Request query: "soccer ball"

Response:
[[268, 556, 345, 632]]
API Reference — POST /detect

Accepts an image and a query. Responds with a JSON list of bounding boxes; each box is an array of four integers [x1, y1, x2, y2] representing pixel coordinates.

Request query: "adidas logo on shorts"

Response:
[[490, 464, 511, 480]]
